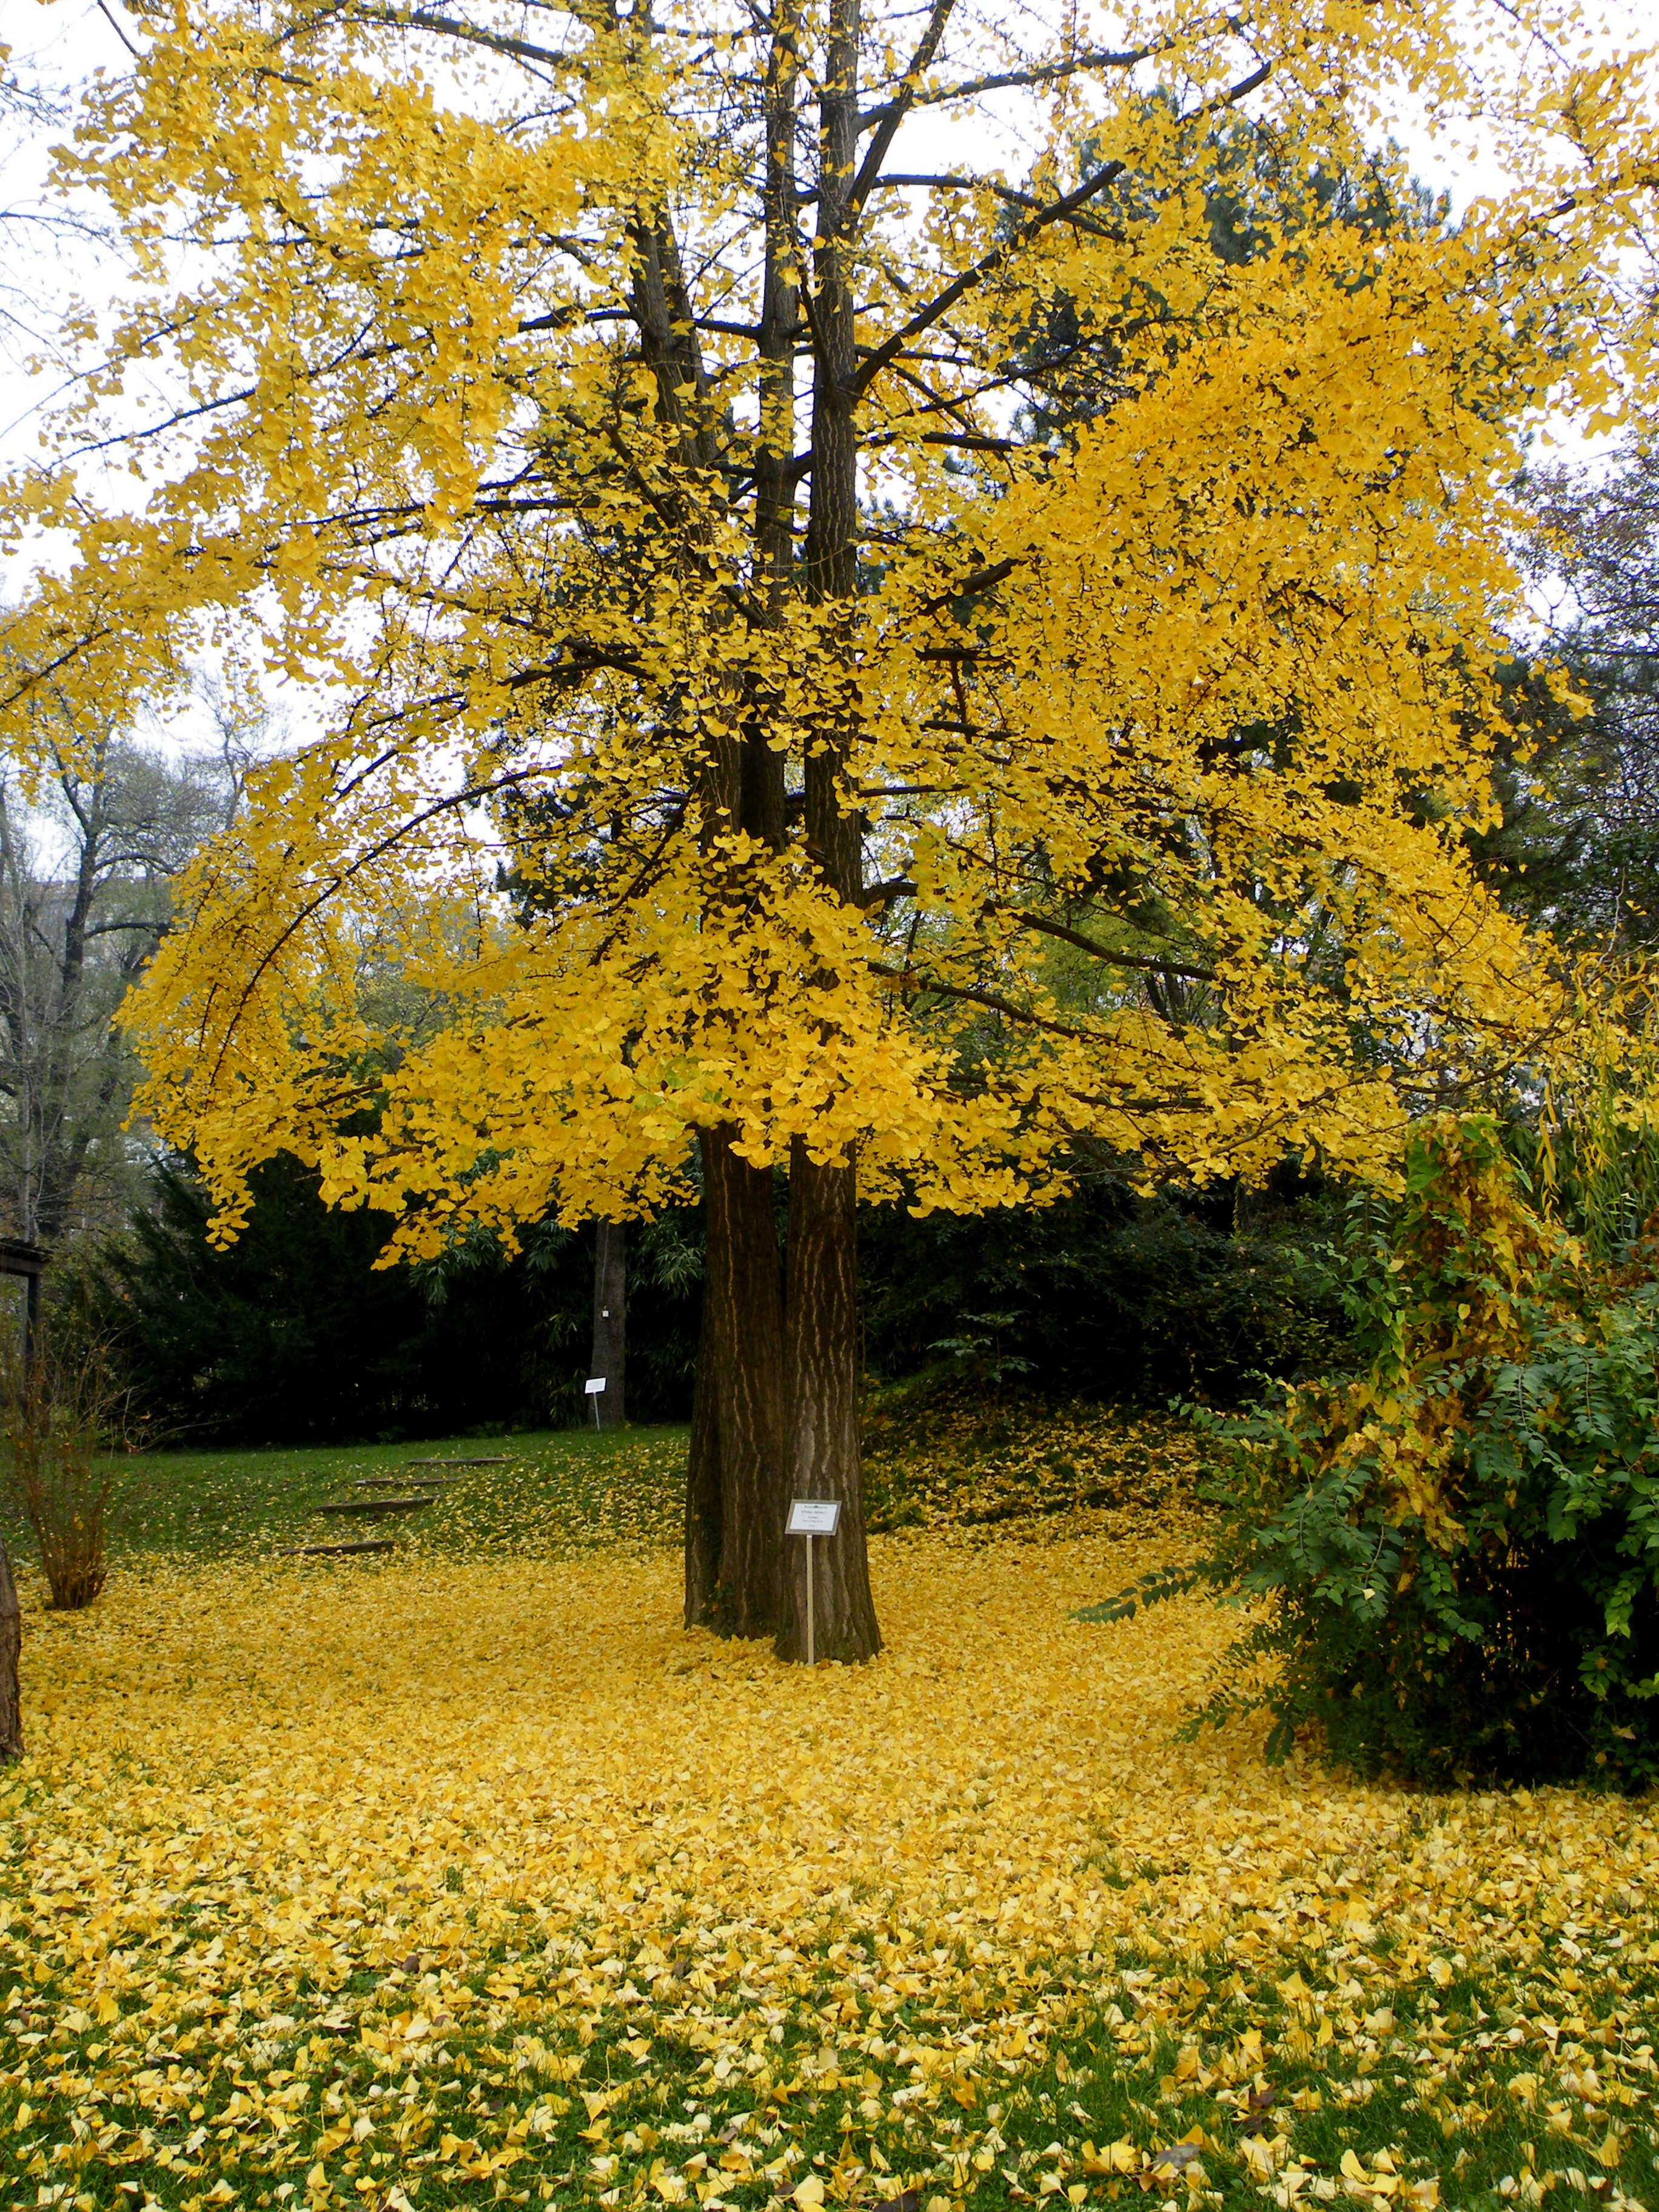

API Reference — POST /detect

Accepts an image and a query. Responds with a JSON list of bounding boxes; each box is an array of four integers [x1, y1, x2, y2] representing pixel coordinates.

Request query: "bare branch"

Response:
[[866, 172, 1126, 241], [847, 0, 961, 223], [871, 960, 1094, 1039], [917, 558, 1019, 615], [95, 2, 143, 59], [1017, 911, 1213, 980], [337, 5, 571, 70], [853, 59, 1272, 398], [858, 42, 1155, 133]]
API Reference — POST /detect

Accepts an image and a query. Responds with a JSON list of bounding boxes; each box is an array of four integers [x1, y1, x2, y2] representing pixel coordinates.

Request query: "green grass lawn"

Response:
[[82, 1386, 1199, 1573], [101, 1424, 690, 1564]]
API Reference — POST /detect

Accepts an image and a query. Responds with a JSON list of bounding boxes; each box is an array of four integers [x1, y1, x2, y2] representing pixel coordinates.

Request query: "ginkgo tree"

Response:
[[1, 0, 1655, 1661]]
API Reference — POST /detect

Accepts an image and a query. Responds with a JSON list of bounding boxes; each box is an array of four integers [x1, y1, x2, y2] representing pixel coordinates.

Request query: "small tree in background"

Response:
[[0, 676, 245, 1247]]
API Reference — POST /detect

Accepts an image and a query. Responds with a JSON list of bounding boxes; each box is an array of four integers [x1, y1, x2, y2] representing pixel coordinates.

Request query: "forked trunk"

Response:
[[0, 1540, 21, 1763], [776, 1145, 881, 1662], [692, 1124, 787, 1635]]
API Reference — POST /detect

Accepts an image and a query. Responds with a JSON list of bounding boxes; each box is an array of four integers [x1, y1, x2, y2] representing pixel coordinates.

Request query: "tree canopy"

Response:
[[2, 0, 1655, 1654], [2, 0, 1648, 1226]]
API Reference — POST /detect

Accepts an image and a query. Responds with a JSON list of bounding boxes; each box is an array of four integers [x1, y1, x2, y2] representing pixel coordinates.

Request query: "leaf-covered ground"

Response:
[[2, 1422, 1658, 2212]]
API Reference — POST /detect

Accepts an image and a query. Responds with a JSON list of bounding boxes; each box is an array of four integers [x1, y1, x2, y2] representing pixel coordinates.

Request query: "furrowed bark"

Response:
[[757, 0, 800, 623], [802, 0, 862, 620], [655, 0, 876, 1655], [0, 1540, 22, 1763], [696, 1126, 787, 1637], [777, 1145, 881, 1662], [633, 171, 787, 1632], [683, 0, 800, 1640]]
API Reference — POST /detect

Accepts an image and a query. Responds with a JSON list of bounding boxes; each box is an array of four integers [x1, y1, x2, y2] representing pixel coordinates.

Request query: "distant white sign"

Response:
[[787, 1498, 840, 1537], [585, 1377, 607, 1395]]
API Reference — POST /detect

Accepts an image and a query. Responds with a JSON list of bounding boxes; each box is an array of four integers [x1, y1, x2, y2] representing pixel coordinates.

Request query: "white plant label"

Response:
[[787, 1499, 840, 1537]]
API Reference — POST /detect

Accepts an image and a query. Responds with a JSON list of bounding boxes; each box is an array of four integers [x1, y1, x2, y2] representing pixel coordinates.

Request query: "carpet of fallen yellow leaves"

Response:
[[3, 1515, 1658, 2212]]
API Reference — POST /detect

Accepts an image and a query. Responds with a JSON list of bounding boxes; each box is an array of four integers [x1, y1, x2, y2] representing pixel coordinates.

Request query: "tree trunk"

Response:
[[683, 1298, 723, 1626], [776, 1146, 881, 1661], [691, 1125, 787, 1637], [0, 1540, 21, 1763], [768, 0, 883, 1664], [677, 0, 879, 1660], [589, 1219, 626, 1428]]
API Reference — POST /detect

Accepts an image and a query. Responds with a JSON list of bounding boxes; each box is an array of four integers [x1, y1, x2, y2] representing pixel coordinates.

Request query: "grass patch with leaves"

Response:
[[92, 1427, 689, 1565]]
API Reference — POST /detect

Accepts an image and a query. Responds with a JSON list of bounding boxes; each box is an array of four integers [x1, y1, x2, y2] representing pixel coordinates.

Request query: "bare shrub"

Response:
[[1, 1336, 133, 1610]]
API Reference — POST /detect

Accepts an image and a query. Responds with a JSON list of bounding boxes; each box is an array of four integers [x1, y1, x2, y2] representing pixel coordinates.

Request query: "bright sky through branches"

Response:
[[2, 0, 1652, 480]]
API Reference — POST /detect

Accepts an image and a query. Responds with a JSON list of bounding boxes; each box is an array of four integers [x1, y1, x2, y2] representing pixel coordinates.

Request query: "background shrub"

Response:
[[63, 1155, 705, 1445], [1103, 1116, 1659, 1788], [859, 1167, 1348, 1403]]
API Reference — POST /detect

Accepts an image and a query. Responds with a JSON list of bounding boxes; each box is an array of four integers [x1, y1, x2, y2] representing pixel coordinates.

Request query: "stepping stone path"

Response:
[[280, 1538, 397, 1558], [286, 1456, 500, 1563]]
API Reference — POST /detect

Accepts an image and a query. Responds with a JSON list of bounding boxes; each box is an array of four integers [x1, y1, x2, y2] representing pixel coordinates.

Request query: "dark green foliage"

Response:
[[1010, 117, 1446, 452], [68, 1151, 1345, 1447], [67, 1154, 701, 1446], [860, 1172, 1347, 1405], [1475, 447, 1659, 951], [1099, 1117, 1659, 1788], [1466, 650, 1659, 948]]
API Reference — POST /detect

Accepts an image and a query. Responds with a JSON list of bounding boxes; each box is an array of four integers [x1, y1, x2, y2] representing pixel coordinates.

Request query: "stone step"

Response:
[[353, 1476, 450, 1490], [315, 1496, 434, 1516], [280, 1538, 398, 1558]]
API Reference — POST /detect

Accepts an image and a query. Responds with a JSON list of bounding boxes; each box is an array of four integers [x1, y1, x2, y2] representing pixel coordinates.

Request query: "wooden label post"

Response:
[[785, 1498, 842, 1666]]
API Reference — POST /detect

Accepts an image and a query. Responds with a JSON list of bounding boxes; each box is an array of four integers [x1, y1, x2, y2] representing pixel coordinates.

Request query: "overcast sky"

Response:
[[1, 1, 132, 459]]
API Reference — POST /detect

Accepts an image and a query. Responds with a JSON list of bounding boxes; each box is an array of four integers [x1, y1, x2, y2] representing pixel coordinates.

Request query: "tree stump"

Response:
[[0, 1540, 22, 1763]]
